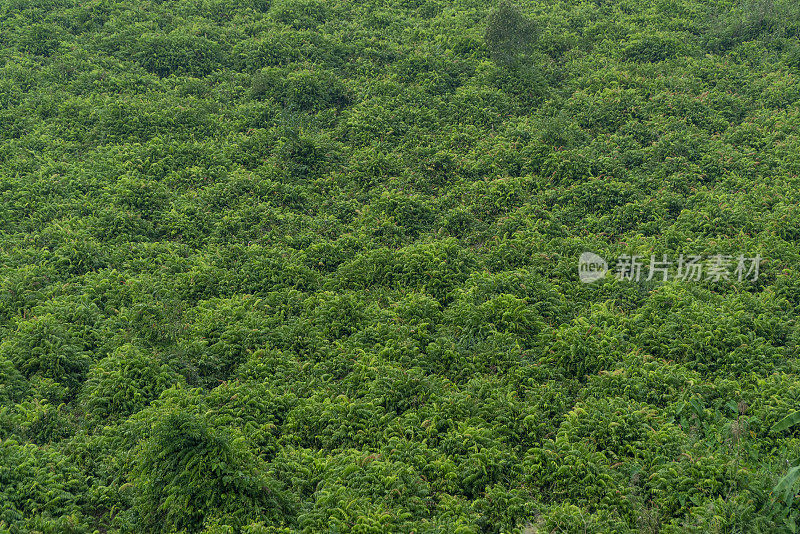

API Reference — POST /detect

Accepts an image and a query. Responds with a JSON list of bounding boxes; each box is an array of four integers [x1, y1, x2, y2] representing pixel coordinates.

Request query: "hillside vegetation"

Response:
[[1, 0, 800, 531]]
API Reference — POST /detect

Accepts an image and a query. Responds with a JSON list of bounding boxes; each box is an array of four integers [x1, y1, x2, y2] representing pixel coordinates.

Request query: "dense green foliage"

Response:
[[1, 0, 800, 531]]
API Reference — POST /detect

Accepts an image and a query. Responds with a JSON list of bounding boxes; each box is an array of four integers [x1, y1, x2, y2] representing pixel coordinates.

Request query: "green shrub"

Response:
[[135, 32, 222, 77], [0, 315, 90, 395], [80, 344, 183, 422], [131, 401, 294, 532], [622, 33, 687, 63], [270, 0, 327, 29], [485, 1, 538, 66]]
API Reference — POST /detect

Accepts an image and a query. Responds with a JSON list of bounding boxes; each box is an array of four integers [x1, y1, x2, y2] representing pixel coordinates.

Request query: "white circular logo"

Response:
[[578, 252, 608, 283]]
